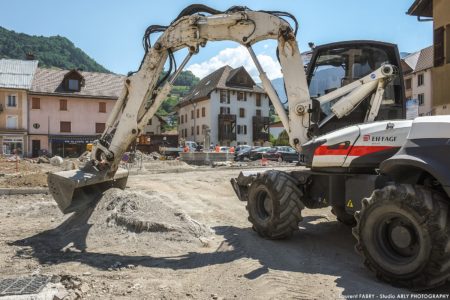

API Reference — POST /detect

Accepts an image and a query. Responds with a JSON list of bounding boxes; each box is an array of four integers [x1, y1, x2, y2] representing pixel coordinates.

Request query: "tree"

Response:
[[0, 26, 109, 72], [274, 130, 290, 146]]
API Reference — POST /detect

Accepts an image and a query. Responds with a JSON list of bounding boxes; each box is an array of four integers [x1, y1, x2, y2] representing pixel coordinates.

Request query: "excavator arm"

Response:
[[97, 6, 311, 175], [48, 5, 398, 214]]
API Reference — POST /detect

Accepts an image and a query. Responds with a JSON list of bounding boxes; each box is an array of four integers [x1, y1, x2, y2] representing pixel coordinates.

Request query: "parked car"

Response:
[[235, 145, 251, 153], [234, 147, 253, 161], [219, 146, 230, 153], [265, 146, 299, 162], [249, 147, 273, 160]]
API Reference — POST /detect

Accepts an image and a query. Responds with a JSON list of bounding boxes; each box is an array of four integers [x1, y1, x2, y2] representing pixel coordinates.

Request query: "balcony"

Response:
[[218, 114, 236, 142], [253, 116, 270, 142], [218, 114, 236, 122], [252, 116, 270, 125]]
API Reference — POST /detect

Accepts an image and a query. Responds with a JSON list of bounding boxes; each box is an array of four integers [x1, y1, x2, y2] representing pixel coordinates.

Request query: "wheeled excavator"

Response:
[[47, 5, 450, 290]]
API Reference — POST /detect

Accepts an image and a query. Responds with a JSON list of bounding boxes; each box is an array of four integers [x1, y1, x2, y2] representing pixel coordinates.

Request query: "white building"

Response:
[[402, 46, 434, 116], [177, 66, 270, 147]]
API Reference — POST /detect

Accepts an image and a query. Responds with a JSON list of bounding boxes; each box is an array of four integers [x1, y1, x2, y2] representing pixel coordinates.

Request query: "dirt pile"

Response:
[[100, 188, 210, 240], [24, 188, 211, 258]]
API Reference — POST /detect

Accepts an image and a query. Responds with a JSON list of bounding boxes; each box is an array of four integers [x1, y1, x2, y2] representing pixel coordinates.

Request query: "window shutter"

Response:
[[434, 27, 445, 67]]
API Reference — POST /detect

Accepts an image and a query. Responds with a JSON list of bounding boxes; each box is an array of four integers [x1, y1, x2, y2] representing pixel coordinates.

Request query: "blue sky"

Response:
[[3, 0, 432, 79]]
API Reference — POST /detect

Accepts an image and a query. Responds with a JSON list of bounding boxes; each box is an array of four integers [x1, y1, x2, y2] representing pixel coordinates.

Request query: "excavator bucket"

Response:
[[48, 168, 128, 214]]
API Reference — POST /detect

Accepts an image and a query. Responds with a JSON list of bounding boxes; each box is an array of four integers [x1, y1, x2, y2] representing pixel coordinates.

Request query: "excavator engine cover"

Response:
[[48, 168, 128, 214]]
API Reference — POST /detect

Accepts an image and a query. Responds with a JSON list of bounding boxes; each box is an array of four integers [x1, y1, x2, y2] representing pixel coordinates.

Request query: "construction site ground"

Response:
[[0, 158, 449, 299]]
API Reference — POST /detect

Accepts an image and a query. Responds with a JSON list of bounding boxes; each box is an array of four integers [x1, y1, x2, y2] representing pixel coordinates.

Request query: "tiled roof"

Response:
[[226, 67, 242, 82], [179, 65, 265, 107], [415, 45, 433, 72], [401, 45, 433, 73], [0, 59, 38, 90], [30, 68, 125, 99]]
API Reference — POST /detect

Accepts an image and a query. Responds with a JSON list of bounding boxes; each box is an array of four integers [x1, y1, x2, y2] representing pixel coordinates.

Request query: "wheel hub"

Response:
[[390, 224, 413, 249], [377, 216, 420, 260]]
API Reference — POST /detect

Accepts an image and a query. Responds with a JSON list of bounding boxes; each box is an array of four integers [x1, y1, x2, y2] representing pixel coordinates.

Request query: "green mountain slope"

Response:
[[0, 26, 109, 72]]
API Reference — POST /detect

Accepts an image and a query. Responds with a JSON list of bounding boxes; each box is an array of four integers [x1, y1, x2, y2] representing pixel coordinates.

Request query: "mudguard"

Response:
[[380, 153, 450, 198]]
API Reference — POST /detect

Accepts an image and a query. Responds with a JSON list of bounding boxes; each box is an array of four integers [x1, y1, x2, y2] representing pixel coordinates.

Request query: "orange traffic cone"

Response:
[[261, 155, 268, 166]]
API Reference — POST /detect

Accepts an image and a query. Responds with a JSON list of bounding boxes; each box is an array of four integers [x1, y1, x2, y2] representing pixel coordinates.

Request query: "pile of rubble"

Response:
[[21, 188, 211, 259]]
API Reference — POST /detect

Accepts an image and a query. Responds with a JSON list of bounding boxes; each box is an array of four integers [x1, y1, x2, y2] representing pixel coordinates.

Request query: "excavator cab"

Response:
[[306, 40, 406, 135]]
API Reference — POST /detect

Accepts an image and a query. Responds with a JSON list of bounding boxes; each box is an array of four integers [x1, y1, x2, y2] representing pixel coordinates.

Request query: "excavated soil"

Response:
[[12, 188, 211, 256], [1, 166, 449, 299], [0, 171, 49, 187]]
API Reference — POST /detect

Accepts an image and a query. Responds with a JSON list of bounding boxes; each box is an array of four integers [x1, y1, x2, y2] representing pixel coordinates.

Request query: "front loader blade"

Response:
[[48, 168, 128, 214]]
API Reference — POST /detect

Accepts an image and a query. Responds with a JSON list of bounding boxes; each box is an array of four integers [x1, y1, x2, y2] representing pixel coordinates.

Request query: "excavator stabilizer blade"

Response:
[[48, 168, 128, 214]]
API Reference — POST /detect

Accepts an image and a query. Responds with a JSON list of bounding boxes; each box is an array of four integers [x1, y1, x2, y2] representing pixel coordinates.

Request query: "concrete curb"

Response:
[[0, 188, 49, 195]]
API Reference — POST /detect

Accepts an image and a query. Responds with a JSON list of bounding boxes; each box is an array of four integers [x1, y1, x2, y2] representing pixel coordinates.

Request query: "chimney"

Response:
[[25, 52, 35, 60]]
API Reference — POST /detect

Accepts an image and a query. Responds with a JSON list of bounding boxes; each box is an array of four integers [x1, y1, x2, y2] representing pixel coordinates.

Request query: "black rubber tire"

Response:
[[331, 205, 356, 226], [353, 184, 450, 290], [247, 170, 305, 239]]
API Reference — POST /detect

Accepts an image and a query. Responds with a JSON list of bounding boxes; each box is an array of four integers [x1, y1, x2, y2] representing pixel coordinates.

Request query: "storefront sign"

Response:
[[49, 136, 98, 144], [3, 137, 23, 142]]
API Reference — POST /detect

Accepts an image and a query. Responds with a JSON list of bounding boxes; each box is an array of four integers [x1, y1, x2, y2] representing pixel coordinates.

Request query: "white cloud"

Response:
[[187, 46, 282, 81]]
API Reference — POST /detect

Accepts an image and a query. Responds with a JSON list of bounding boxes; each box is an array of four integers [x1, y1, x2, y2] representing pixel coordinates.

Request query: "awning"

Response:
[[49, 135, 100, 144]]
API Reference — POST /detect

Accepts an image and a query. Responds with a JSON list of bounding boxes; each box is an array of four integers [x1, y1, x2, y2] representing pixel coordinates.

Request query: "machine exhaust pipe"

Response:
[[48, 168, 128, 214]]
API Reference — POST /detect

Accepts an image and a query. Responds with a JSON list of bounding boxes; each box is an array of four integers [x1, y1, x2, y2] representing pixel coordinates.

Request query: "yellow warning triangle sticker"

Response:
[[347, 200, 353, 208]]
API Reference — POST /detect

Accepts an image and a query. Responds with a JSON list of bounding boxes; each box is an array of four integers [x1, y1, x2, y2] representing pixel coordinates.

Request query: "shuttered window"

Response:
[[60, 99, 67, 111], [434, 26, 445, 67], [32, 98, 40, 109], [405, 78, 411, 90], [446, 25, 450, 64], [95, 123, 106, 133], [60, 121, 71, 132], [256, 94, 261, 106], [99, 102, 106, 113]]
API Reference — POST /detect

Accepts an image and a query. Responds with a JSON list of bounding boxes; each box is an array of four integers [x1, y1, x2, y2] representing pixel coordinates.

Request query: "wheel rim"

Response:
[[374, 213, 421, 264], [255, 190, 273, 220]]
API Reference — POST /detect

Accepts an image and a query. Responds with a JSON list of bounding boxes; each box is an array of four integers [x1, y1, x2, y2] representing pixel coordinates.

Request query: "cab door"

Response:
[[306, 40, 405, 136]]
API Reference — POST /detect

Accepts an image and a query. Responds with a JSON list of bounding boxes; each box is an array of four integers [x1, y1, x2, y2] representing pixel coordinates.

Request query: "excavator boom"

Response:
[[48, 5, 398, 214]]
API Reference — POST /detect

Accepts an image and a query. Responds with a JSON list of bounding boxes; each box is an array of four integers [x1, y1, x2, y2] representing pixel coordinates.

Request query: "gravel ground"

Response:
[[0, 162, 449, 299]]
